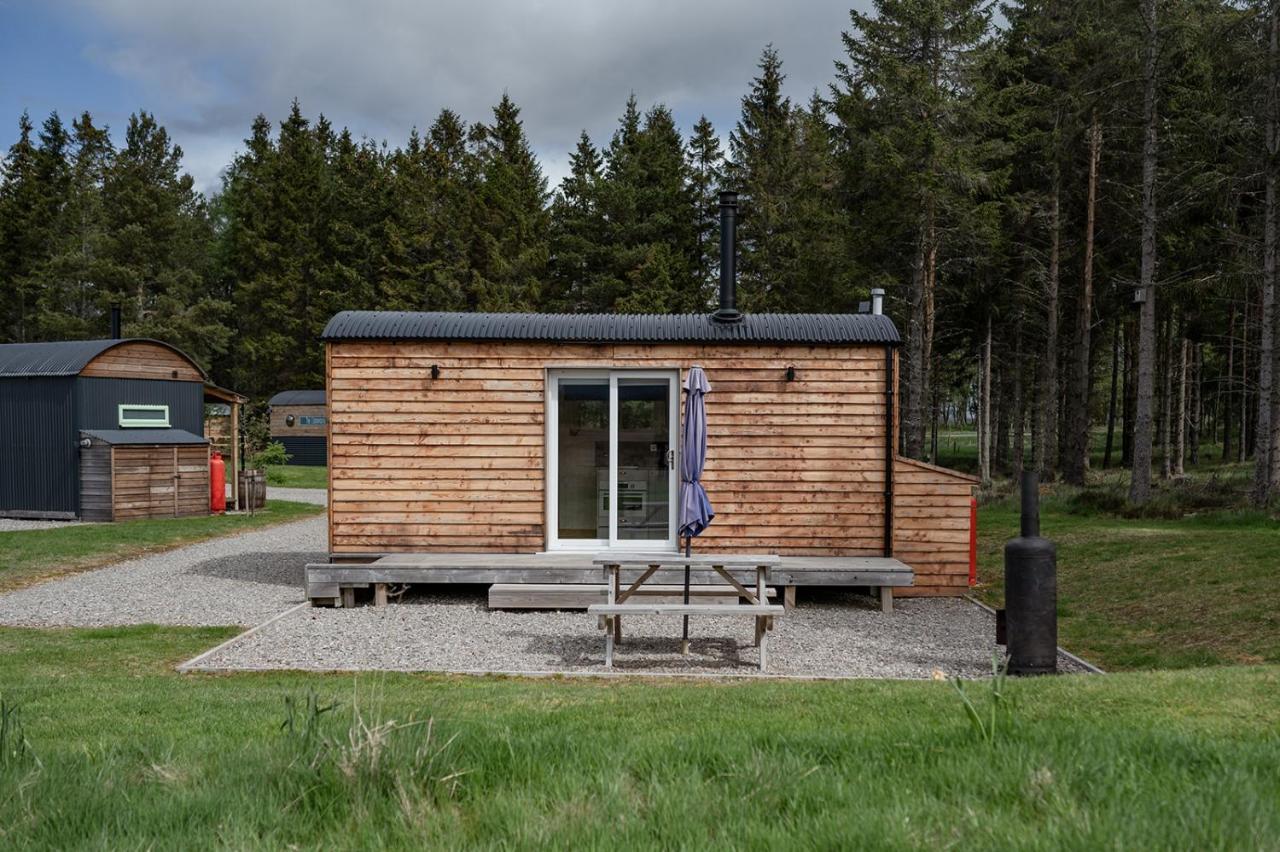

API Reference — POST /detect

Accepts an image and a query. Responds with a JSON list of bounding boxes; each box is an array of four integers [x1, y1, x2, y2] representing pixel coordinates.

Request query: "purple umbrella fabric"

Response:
[[678, 366, 714, 541]]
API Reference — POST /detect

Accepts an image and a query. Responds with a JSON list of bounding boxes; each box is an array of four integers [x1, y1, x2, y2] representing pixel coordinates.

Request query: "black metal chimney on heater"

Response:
[[713, 190, 742, 323], [109, 304, 122, 340]]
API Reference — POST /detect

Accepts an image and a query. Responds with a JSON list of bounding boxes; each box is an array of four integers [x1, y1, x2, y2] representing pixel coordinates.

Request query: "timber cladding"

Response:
[[79, 437, 210, 521], [327, 340, 976, 595], [80, 341, 204, 382], [270, 404, 328, 437]]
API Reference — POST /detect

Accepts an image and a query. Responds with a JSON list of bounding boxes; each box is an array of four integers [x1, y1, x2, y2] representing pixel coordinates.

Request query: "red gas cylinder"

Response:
[[210, 451, 226, 514]]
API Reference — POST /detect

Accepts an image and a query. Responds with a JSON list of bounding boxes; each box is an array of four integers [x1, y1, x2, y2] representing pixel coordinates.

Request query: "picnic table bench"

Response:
[[590, 553, 784, 672]]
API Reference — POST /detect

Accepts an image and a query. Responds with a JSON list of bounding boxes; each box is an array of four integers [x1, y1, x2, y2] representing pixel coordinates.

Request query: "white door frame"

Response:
[[546, 368, 679, 552]]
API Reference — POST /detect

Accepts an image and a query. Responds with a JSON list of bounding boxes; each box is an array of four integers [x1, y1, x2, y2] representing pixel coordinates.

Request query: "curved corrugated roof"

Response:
[[321, 311, 901, 345], [0, 339, 206, 379], [268, 389, 326, 406]]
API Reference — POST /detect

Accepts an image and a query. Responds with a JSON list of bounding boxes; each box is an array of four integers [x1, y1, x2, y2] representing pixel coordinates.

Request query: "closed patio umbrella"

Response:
[[678, 366, 713, 653]]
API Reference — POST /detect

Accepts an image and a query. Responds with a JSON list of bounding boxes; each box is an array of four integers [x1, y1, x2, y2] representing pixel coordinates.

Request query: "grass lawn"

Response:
[[0, 626, 1277, 849], [264, 464, 328, 489], [0, 500, 323, 592], [975, 498, 1280, 670]]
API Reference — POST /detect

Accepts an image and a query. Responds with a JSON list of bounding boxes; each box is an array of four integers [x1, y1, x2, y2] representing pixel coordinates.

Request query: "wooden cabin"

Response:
[[312, 310, 977, 602], [267, 390, 328, 466], [307, 194, 977, 606], [0, 337, 244, 520]]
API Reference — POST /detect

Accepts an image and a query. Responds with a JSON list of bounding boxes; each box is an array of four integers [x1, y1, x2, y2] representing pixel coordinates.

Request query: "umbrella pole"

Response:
[[681, 535, 691, 655]]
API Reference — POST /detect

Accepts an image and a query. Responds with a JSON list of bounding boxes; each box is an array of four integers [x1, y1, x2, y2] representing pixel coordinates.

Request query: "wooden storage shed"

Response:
[[268, 390, 328, 466], [0, 337, 241, 520]]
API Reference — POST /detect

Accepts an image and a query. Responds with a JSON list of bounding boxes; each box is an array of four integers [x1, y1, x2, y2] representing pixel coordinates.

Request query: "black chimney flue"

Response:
[[713, 190, 742, 323], [110, 304, 122, 340]]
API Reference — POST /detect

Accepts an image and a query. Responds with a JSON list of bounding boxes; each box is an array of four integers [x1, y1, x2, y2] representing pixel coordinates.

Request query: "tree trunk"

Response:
[[1123, 316, 1136, 468], [1104, 318, 1121, 468], [981, 314, 993, 487], [1036, 169, 1061, 481], [1241, 292, 1250, 463], [1175, 334, 1187, 476], [1014, 325, 1026, 473], [903, 205, 934, 459], [1161, 316, 1173, 480], [1256, 4, 1279, 504], [1189, 343, 1201, 466], [1223, 304, 1235, 461], [1129, 0, 1159, 504], [1063, 112, 1102, 485]]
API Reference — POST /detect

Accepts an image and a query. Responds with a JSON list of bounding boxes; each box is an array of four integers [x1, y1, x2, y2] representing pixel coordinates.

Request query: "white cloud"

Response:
[[65, 0, 869, 193]]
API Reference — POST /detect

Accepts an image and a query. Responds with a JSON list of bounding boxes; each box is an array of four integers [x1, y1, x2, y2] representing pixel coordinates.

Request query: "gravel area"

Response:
[[0, 516, 325, 628], [0, 518, 84, 532], [190, 588, 1092, 679], [267, 487, 327, 506]]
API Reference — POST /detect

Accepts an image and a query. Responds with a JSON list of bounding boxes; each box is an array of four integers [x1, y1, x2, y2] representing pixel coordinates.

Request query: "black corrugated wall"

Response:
[[0, 377, 77, 516], [74, 378, 203, 432]]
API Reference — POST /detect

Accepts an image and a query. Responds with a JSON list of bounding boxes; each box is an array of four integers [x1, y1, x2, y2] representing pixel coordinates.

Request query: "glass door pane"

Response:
[[615, 378, 671, 542], [556, 380, 609, 541]]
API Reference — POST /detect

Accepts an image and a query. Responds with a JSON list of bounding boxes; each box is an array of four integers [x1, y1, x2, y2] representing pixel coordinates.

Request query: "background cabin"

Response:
[[0, 336, 243, 520], [268, 390, 328, 466]]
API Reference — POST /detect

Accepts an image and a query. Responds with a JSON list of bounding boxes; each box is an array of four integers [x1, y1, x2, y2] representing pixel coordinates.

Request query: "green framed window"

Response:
[[118, 404, 170, 428]]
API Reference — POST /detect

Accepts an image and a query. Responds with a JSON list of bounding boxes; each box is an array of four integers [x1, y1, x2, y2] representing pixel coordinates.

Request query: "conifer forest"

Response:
[[2, 1, 1277, 506]]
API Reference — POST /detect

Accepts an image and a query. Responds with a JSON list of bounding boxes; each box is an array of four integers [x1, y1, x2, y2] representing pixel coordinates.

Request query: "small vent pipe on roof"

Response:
[[871, 288, 885, 316], [110, 304, 122, 339], [713, 191, 742, 323]]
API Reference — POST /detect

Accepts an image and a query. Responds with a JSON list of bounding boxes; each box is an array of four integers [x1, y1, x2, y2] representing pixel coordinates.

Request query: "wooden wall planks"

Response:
[[80, 341, 204, 382], [327, 341, 977, 594]]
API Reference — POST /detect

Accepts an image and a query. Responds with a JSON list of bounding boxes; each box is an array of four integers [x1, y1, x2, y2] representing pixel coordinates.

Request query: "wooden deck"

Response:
[[304, 552, 912, 607]]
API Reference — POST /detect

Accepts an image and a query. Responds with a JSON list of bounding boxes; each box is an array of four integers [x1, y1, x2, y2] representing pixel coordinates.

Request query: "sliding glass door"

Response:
[[547, 370, 678, 551]]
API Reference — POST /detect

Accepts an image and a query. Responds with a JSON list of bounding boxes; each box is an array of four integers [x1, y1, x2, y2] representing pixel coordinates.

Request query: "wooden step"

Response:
[[588, 603, 785, 616], [488, 583, 775, 610]]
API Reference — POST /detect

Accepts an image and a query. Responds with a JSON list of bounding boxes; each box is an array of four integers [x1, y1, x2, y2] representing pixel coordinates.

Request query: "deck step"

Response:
[[488, 583, 776, 610], [589, 603, 785, 616]]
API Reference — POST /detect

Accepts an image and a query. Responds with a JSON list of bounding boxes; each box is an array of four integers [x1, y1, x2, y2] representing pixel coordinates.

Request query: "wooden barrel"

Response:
[[238, 470, 267, 509]]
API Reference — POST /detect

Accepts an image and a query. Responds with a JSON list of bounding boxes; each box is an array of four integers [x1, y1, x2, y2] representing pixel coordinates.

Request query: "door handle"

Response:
[[667, 449, 675, 470]]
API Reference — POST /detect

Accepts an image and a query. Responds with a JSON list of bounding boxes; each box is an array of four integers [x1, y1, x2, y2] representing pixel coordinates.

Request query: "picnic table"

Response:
[[589, 553, 784, 672]]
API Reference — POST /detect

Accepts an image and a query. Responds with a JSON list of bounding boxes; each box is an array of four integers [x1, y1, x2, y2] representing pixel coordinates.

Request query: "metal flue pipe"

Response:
[[713, 191, 742, 323]]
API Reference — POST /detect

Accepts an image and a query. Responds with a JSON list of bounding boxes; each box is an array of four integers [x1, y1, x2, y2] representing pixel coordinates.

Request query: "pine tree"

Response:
[[39, 112, 114, 339], [472, 94, 549, 310], [729, 46, 799, 312], [100, 111, 225, 367], [0, 113, 44, 341], [834, 0, 992, 459], [686, 115, 724, 309], [548, 131, 609, 310]]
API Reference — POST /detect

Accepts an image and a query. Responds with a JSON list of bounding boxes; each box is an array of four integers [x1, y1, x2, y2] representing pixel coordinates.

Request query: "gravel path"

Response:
[[190, 588, 1090, 679], [266, 487, 328, 506], [0, 515, 325, 628], [0, 518, 84, 532]]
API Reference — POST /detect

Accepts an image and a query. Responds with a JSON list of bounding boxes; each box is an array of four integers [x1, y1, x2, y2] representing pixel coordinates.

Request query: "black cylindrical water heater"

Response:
[[1004, 471, 1058, 675]]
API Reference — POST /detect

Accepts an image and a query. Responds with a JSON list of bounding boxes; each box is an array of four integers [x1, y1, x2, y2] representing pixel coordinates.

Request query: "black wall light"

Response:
[[430, 364, 440, 379], [785, 366, 796, 382]]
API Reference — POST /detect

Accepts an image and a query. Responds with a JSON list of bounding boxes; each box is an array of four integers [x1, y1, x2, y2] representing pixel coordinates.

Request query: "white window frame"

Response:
[[546, 369, 679, 553], [118, 403, 170, 428]]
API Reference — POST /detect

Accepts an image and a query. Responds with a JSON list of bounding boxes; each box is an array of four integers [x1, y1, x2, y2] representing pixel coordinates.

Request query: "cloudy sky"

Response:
[[1, 0, 870, 194]]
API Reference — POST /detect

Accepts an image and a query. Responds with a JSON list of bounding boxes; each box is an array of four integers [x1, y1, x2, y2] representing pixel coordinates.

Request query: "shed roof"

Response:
[[81, 428, 208, 445], [0, 338, 206, 379], [268, 389, 326, 406], [321, 311, 901, 346]]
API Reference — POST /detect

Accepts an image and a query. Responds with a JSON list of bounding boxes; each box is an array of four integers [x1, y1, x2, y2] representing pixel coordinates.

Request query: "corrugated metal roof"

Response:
[[81, 428, 208, 445], [321, 311, 901, 345], [268, 389, 326, 406], [0, 339, 206, 378]]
